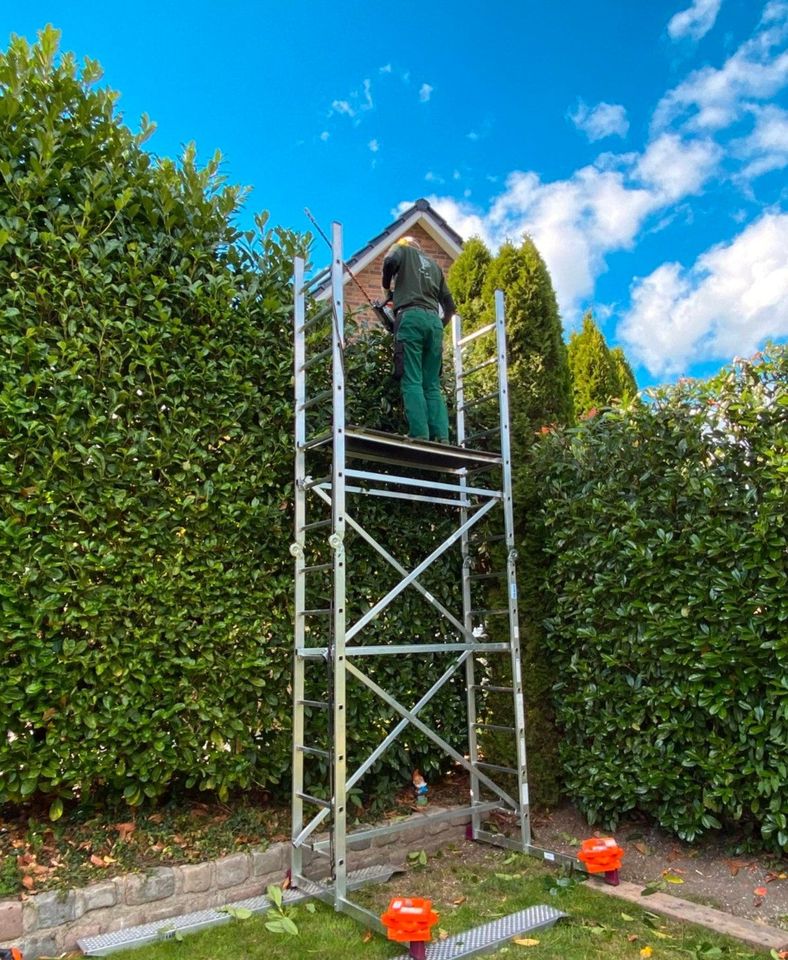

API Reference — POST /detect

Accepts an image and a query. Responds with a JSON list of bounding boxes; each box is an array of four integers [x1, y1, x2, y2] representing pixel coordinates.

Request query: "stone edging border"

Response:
[[595, 878, 788, 953]]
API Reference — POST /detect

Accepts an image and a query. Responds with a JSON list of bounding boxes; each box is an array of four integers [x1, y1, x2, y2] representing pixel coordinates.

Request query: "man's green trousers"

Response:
[[395, 307, 449, 442]]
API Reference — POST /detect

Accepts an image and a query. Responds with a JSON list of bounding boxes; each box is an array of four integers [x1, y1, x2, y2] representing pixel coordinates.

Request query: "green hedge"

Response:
[[534, 348, 787, 850], [0, 28, 469, 813]]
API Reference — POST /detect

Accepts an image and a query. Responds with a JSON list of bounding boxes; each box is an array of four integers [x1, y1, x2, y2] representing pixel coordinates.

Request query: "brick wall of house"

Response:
[[343, 222, 457, 330]]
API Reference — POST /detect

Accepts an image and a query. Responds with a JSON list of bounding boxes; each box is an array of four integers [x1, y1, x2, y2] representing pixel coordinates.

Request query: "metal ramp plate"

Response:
[[296, 863, 397, 896], [78, 866, 393, 955], [395, 904, 566, 959], [345, 427, 501, 474]]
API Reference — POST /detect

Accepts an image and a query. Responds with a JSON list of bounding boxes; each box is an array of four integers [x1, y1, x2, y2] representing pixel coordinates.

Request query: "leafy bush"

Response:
[[0, 27, 306, 808], [535, 348, 787, 850], [0, 29, 470, 812]]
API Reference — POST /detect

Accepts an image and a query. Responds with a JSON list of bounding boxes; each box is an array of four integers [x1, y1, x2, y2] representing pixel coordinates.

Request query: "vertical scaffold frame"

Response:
[[290, 222, 578, 933]]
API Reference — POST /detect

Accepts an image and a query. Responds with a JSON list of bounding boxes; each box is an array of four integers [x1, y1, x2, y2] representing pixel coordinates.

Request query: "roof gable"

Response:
[[314, 199, 463, 298]]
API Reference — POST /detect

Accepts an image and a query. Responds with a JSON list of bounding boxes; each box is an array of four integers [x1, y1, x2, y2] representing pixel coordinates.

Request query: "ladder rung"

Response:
[[301, 345, 333, 371], [301, 518, 331, 531], [298, 745, 330, 758], [297, 648, 330, 658], [304, 843, 331, 858], [300, 431, 331, 450], [458, 356, 497, 379], [472, 684, 514, 693], [303, 563, 332, 573], [298, 302, 332, 327], [468, 572, 506, 581], [459, 391, 498, 412], [459, 321, 495, 346], [465, 426, 501, 443], [470, 608, 509, 616], [299, 389, 332, 411], [471, 533, 506, 544], [474, 722, 516, 732], [301, 608, 331, 616], [298, 699, 329, 709], [475, 760, 518, 776], [297, 792, 331, 809]]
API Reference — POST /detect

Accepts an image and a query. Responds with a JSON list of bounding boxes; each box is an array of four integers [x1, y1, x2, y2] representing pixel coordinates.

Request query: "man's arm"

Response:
[[381, 247, 401, 297], [438, 274, 457, 326]]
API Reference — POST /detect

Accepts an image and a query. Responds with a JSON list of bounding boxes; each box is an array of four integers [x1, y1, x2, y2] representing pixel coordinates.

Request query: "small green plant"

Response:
[[220, 906, 253, 921], [263, 885, 298, 935], [543, 865, 584, 897], [157, 926, 184, 943], [407, 850, 428, 868]]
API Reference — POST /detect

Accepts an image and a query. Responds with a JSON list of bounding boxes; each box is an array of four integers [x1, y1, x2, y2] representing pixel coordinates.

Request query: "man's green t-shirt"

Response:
[[382, 245, 456, 323]]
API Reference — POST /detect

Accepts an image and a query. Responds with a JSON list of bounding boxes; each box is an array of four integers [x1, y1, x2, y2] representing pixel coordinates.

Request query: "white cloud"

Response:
[[379, 63, 392, 74], [320, 130, 330, 141], [328, 78, 374, 121], [331, 99, 355, 118], [570, 100, 630, 141], [619, 212, 788, 375], [368, 139, 379, 153], [635, 132, 722, 201], [653, 6, 788, 132], [425, 171, 444, 184], [467, 130, 479, 141], [419, 83, 433, 102], [667, 0, 722, 41], [734, 104, 788, 177]]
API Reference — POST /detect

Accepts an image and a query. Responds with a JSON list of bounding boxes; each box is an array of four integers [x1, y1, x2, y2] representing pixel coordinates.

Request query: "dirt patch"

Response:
[[532, 804, 788, 930]]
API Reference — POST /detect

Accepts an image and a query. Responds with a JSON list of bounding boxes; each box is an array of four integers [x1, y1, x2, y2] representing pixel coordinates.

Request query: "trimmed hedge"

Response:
[[535, 348, 787, 850], [0, 28, 469, 813]]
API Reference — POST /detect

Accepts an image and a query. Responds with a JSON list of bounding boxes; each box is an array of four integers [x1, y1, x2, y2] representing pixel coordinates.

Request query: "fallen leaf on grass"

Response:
[[114, 822, 136, 842], [452, 896, 466, 906], [512, 937, 540, 946], [438, 929, 449, 941], [21, 876, 35, 890], [627, 934, 639, 942], [754, 886, 767, 897], [765, 871, 787, 882], [361, 930, 373, 943], [620, 912, 636, 922], [640, 947, 653, 958], [633, 842, 650, 855]]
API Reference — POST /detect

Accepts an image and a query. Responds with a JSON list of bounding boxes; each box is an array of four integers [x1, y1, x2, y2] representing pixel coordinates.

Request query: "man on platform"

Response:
[[381, 236, 456, 443]]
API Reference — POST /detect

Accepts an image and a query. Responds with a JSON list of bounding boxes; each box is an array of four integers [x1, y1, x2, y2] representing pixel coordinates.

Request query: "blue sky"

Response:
[[2, 0, 787, 388]]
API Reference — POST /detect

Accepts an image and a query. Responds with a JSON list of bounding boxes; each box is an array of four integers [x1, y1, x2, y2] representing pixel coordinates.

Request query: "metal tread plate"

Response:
[[345, 427, 501, 474], [395, 904, 566, 959], [78, 866, 392, 956], [297, 863, 397, 895]]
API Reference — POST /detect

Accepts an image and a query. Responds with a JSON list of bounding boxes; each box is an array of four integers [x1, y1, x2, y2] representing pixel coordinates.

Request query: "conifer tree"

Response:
[[610, 346, 638, 402], [482, 239, 574, 433], [567, 312, 620, 415], [465, 237, 573, 805], [447, 236, 492, 329]]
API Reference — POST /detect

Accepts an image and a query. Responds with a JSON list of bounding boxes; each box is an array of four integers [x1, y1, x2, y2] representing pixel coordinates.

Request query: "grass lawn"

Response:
[[113, 843, 772, 960]]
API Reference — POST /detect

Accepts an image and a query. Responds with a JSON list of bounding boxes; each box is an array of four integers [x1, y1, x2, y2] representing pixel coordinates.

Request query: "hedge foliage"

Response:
[[0, 27, 307, 809], [0, 28, 472, 813], [535, 347, 787, 850]]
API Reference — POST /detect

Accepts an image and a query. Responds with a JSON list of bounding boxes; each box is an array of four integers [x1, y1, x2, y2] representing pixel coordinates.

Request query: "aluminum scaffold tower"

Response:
[[290, 222, 575, 943]]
